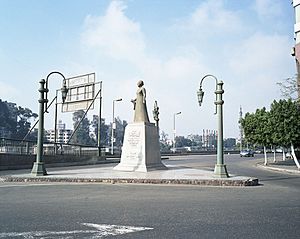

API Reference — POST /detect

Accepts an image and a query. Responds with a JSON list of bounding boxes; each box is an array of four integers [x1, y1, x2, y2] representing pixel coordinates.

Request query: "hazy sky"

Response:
[[0, 0, 295, 139]]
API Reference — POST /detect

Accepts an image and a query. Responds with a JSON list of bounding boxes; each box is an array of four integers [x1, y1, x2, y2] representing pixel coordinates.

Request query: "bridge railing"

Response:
[[0, 137, 239, 157], [0, 137, 105, 156], [0, 137, 36, 155]]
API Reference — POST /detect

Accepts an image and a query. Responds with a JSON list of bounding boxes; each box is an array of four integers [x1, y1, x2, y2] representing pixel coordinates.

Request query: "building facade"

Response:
[[292, 0, 300, 99], [46, 120, 73, 144]]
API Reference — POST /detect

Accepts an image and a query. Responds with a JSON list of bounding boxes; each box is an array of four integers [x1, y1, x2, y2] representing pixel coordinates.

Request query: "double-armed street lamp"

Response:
[[173, 111, 182, 152], [111, 98, 122, 155], [31, 71, 68, 176], [197, 74, 229, 178]]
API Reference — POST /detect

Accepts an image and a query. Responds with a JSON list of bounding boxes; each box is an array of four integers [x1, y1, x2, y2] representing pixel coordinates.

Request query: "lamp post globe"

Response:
[[61, 80, 68, 103], [197, 88, 204, 107]]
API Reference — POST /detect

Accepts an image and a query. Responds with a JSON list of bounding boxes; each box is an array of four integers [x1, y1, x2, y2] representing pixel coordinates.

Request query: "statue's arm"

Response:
[[142, 88, 146, 103], [131, 99, 136, 110]]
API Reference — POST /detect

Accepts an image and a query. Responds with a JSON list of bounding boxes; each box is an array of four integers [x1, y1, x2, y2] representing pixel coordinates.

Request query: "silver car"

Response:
[[240, 150, 254, 157]]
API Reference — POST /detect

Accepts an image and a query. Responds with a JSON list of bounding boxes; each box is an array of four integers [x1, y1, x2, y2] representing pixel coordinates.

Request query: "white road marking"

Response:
[[0, 222, 153, 238], [82, 223, 153, 237]]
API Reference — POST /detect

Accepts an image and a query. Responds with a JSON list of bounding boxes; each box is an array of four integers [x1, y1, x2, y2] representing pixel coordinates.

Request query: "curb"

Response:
[[0, 176, 259, 187], [256, 163, 300, 174]]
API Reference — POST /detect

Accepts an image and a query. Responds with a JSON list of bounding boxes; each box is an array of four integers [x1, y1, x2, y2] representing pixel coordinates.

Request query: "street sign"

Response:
[[67, 73, 95, 87], [62, 73, 96, 112]]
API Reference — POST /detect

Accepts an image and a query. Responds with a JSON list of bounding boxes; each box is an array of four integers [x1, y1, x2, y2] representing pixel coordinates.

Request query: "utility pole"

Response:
[[111, 98, 122, 155], [98, 81, 103, 157], [173, 112, 181, 152], [239, 106, 243, 152]]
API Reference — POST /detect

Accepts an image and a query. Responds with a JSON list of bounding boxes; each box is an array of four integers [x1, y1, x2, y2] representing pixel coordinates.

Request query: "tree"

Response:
[[91, 115, 109, 146], [14, 107, 38, 139], [107, 117, 127, 149], [187, 134, 203, 147], [114, 117, 127, 147], [242, 100, 300, 168], [160, 131, 170, 152], [224, 138, 236, 150], [175, 136, 192, 148], [270, 100, 288, 161], [0, 100, 37, 139], [0, 100, 11, 137], [241, 108, 273, 165], [71, 110, 94, 145], [240, 112, 256, 145], [270, 99, 300, 168], [277, 76, 298, 101]]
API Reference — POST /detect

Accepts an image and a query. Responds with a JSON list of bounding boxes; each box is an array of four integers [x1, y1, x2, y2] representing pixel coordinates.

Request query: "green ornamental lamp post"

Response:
[[197, 74, 229, 178], [31, 79, 48, 176], [31, 72, 68, 176]]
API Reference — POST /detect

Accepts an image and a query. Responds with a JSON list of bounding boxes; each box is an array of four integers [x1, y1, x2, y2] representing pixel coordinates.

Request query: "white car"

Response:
[[286, 152, 293, 159], [240, 150, 254, 157]]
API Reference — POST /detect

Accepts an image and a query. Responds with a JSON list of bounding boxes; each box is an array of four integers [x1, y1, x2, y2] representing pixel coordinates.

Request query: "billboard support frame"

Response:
[[66, 84, 102, 145]]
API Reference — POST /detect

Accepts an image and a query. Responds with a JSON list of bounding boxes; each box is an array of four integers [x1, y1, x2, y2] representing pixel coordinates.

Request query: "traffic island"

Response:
[[0, 165, 259, 187], [0, 176, 259, 186]]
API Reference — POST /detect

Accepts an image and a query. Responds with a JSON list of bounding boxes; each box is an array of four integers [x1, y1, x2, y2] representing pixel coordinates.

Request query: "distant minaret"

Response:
[[239, 106, 243, 151]]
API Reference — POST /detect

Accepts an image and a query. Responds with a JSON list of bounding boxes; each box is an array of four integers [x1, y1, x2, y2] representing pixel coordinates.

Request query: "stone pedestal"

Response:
[[114, 122, 167, 172]]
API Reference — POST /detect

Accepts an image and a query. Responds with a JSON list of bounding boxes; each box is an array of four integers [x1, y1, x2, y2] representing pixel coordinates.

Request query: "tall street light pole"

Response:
[[173, 111, 181, 152], [111, 98, 122, 155], [98, 81, 103, 157], [197, 74, 229, 178], [31, 71, 68, 176]]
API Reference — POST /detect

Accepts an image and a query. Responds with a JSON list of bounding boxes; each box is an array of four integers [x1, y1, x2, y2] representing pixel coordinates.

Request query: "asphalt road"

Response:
[[0, 154, 299, 239], [167, 154, 300, 188]]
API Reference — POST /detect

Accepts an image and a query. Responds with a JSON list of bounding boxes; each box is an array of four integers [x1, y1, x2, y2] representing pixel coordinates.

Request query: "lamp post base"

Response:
[[214, 164, 229, 178], [31, 162, 47, 176]]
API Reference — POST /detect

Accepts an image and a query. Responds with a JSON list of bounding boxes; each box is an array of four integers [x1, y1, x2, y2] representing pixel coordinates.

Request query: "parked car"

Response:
[[286, 152, 293, 159], [240, 150, 254, 157]]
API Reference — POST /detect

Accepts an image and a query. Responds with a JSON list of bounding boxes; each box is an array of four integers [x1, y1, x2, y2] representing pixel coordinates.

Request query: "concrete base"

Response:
[[1, 163, 259, 186], [31, 162, 47, 176], [214, 164, 229, 178], [114, 122, 167, 172]]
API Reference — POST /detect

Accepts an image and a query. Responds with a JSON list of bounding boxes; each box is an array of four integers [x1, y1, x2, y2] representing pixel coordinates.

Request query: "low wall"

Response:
[[0, 153, 107, 171]]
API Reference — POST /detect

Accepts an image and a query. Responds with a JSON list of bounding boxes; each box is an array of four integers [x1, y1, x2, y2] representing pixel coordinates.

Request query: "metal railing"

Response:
[[0, 137, 106, 156], [0, 137, 36, 155], [0, 137, 240, 157]]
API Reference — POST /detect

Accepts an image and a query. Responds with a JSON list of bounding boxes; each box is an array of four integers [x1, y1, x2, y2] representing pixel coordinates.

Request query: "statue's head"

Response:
[[137, 80, 144, 87]]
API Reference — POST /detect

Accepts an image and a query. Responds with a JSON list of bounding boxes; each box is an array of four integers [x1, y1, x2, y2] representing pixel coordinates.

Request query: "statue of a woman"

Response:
[[131, 80, 150, 123]]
